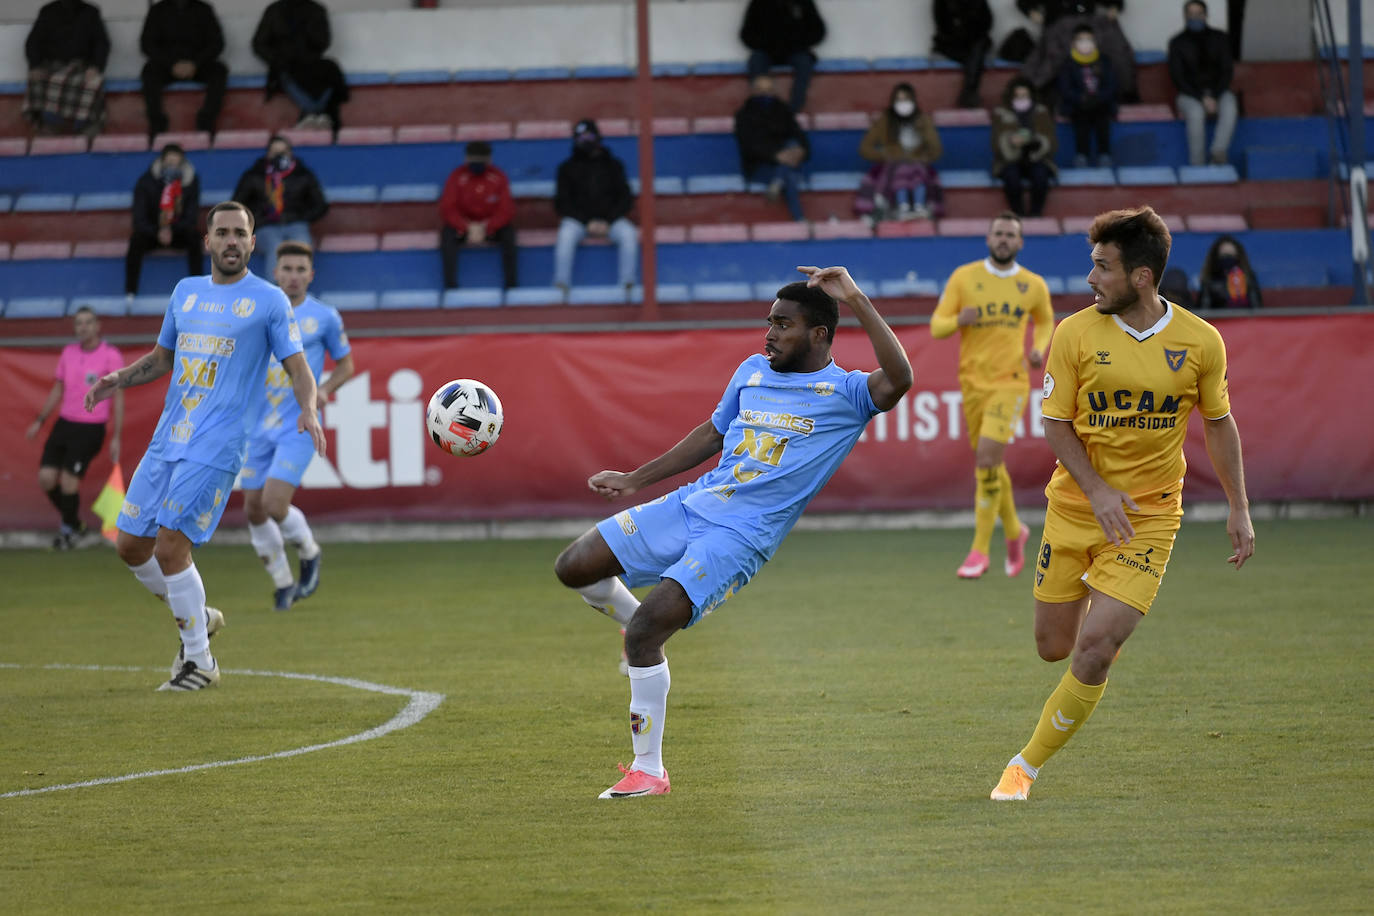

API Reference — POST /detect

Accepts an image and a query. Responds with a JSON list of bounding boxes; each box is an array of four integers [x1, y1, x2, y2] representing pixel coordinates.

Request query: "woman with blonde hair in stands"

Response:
[[855, 82, 944, 222]]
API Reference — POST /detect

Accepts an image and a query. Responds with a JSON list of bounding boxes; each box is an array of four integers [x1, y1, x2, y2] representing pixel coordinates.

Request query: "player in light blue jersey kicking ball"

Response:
[[240, 241, 353, 610], [555, 265, 914, 798], [86, 201, 326, 691]]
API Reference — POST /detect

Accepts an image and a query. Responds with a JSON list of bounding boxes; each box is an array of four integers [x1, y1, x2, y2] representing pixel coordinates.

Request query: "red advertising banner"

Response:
[[2, 313, 1372, 531]]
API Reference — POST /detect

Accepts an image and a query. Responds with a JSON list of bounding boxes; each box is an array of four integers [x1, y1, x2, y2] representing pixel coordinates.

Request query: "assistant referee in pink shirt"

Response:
[[25, 306, 124, 549]]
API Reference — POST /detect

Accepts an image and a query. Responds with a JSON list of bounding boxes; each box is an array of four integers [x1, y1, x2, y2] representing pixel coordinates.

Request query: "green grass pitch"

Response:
[[1, 517, 1370, 913]]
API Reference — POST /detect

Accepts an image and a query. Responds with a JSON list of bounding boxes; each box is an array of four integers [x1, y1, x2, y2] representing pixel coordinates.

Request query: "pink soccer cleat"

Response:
[[1005, 523, 1031, 577], [957, 549, 990, 579], [598, 763, 671, 799]]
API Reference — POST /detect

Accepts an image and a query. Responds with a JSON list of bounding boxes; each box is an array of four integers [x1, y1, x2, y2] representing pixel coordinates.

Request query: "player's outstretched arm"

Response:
[[796, 265, 913, 411], [84, 345, 173, 411], [1043, 417, 1138, 546], [281, 351, 327, 456], [1203, 414, 1254, 569], [588, 419, 725, 501]]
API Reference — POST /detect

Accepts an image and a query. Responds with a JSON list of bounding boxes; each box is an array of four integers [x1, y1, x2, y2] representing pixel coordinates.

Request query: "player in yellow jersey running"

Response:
[[932, 211, 1055, 579], [990, 206, 1254, 801]]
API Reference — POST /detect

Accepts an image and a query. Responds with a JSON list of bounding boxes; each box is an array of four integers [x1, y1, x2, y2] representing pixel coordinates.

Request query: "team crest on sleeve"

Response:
[[289, 321, 302, 342], [231, 297, 256, 318], [1042, 372, 1055, 398], [1164, 348, 1188, 372]]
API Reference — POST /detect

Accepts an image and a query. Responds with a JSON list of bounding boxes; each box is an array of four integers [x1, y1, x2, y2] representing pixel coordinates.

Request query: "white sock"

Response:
[[279, 505, 319, 559], [128, 557, 167, 603], [249, 519, 294, 588], [1009, 753, 1039, 779], [627, 661, 670, 778], [578, 577, 639, 626], [164, 564, 212, 666]]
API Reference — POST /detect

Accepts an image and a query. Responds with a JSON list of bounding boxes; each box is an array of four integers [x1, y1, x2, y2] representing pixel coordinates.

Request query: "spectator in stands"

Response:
[[856, 82, 943, 222], [126, 143, 203, 298], [1197, 234, 1262, 309], [1158, 266, 1196, 309], [251, 0, 350, 132], [139, 0, 228, 139], [932, 0, 992, 109], [740, 0, 827, 112], [1057, 25, 1118, 167], [735, 74, 810, 223], [1169, 0, 1237, 166], [23, 0, 110, 136], [440, 141, 517, 291], [232, 135, 328, 276], [553, 120, 637, 293], [991, 77, 1057, 217], [1022, 0, 1137, 106]]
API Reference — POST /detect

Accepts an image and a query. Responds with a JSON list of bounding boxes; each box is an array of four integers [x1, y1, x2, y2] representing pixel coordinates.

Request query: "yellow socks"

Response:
[[997, 464, 1021, 536], [1019, 668, 1108, 770], [972, 466, 1001, 554]]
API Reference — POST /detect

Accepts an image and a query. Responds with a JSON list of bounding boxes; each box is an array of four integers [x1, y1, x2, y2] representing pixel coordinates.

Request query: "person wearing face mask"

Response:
[[439, 141, 518, 291], [856, 83, 944, 221], [126, 144, 203, 298], [735, 74, 811, 222], [1020, 1, 1137, 106], [991, 77, 1058, 217], [553, 120, 638, 293], [232, 136, 329, 276], [1168, 0, 1237, 166], [23, 0, 110, 137], [1197, 234, 1262, 309], [1057, 25, 1118, 167]]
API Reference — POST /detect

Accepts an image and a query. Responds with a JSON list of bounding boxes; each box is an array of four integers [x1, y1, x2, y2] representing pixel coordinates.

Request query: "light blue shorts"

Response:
[[118, 455, 237, 546], [595, 487, 766, 628], [240, 429, 316, 490]]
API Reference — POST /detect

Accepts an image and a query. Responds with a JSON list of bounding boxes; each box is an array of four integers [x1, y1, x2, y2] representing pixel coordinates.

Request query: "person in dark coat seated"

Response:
[[553, 120, 637, 292], [139, 0, 228, 138], [232, 135, 329, 276], [251, 0, 350, 132], [126, 143, 203, 297], [735, 74, 810, 222]]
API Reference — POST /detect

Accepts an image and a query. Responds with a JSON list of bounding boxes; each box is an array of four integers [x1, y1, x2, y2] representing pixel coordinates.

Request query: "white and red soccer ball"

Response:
[[426, 378, 504, 456]]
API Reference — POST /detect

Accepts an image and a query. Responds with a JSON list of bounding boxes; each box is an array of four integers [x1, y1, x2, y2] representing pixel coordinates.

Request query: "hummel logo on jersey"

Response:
[[1051, 710, 1076, 732], [1094, 350, 1111, 365]]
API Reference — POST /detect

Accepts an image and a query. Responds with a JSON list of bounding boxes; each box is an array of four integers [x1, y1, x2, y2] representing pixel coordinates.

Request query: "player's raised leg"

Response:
[[555, 526, 640, 674], [992, 593, 1140, 800]]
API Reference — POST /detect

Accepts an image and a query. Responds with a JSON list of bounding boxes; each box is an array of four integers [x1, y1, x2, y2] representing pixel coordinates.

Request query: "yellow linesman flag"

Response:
[[92, 463, 125, 544]]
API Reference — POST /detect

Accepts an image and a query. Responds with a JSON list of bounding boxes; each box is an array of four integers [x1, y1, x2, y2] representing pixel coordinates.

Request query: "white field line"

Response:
[[0, 663, 445, 799]]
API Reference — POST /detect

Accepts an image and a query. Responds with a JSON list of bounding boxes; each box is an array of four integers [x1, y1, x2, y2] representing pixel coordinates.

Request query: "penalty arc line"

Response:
[[0, 663, 445, 800]]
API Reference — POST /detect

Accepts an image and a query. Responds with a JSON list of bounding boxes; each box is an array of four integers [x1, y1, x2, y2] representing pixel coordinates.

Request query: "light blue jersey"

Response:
[[148, 272, 302, 473], [684, 354, 879, 558], [254, 295, 349, 441]]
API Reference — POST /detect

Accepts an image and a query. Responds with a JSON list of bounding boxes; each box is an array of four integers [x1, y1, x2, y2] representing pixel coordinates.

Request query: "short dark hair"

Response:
[[1088, 206, 1172, 286], [275, 240, 314, 263], [207, 200, 255, 233], [775, 281, 838, 343], [1185, 0, 1207, 13], [160, 143, 185, 158], [991, 210, 1023, 232], [72, 305, 97, 319], [267, 134, 292, 152], [465, 140, 492, 157], [1072, 24, 1095, 38]]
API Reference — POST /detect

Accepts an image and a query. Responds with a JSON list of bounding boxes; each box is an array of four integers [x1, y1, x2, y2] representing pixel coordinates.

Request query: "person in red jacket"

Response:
[[439, 141, 517, 290]]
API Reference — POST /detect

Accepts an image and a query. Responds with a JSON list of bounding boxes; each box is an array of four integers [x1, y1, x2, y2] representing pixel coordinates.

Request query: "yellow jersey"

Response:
[[1041, 299, 1231, 516], [931, 259, 1055, 391]]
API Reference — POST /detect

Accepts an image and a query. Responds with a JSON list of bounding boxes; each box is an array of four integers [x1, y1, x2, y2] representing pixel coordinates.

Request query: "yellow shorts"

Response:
[[962, 387, 1026, 449], [1031, 499, 1180, 614]]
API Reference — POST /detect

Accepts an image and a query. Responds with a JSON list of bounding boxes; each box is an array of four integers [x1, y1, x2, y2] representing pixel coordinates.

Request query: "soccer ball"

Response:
[[426, 378, 504, 456]]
